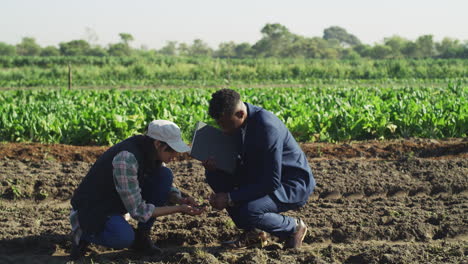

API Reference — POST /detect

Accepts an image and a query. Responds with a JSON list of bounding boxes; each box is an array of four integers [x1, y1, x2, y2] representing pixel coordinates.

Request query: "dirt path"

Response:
[[0, 139, 466, 263]]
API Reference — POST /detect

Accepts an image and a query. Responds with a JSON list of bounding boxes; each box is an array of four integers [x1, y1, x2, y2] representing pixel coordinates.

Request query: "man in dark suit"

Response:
[[203, 89, 316, 249]]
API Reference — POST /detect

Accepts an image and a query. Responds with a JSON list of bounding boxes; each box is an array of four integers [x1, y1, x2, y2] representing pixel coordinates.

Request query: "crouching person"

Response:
[[204, 89, 316, 249], [69, 120, 203, 260]]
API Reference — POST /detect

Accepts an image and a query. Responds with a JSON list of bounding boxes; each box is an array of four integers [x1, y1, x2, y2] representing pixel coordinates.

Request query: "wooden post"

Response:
[[68, 63, 72, 90]]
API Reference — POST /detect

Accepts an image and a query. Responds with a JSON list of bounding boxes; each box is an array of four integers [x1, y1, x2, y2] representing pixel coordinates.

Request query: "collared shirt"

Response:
[[70, 151, 180, 244]]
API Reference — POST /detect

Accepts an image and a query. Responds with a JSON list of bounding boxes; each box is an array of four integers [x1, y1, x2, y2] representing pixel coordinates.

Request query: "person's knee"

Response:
[[111, 226, 135, 249], [105, 217, 135, 249], [240, 203, 264, 227]]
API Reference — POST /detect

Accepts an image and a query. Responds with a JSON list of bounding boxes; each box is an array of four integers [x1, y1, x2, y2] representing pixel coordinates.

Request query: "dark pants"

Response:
[[206, 170, 302, 238], [81, 166, 173, 249]]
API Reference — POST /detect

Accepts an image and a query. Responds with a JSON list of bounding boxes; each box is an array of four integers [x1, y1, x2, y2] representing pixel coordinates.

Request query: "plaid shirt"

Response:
[[70, 150, 180, 244]]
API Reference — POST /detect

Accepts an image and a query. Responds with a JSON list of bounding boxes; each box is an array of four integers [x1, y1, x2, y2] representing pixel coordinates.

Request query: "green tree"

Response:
[[40, 46, 60, 56], [253, 23, 294, 57], [321, 47, 340, 59], [458, 41, 468, 58], [105, 33, 134, 56], [323, 26, 361, 47], [159, 41, 178, 56], [280, 36, 337, 58], [87, 46, 107, 57], [59, 40, 91, 56], [178, 43, 190, 56], [353, 44, 373, 58], [341, 48, 361, 60], [436, 37, 461, 58], [133, 48, 157, 57], [0, 42, 16, 56], [261, 23, 291, 40], [300, 38, 323, 58], [370, 45, 393, 59], [189, 39, 212, 57], [416, 35, 435, 57], [108, 43, 131, 56], [234, 42, 253, 58], [384, 35, 408, 58], [298, 37, 339, 58], [283, 36, 309, 58], [119, 33, 134, 46], [401, 41, 419, 58], [215, 41, 236, 58], [16, 37, 41, 56]]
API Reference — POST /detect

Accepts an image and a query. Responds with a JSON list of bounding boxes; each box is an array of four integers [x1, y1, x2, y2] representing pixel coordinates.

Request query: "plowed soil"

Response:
[[0, 138, 467, 264]]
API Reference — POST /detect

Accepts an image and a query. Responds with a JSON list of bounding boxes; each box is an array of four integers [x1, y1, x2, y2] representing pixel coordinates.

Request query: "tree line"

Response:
[[1, 24, 467, 59]]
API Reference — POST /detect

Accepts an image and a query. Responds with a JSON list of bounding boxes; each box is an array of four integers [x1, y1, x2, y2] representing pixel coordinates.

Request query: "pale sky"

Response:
[[1, 0, 467, 49]]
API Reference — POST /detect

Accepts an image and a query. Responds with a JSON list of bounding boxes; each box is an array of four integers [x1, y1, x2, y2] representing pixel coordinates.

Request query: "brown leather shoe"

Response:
[[131, 228, 162, 255], [284, 218, 308, 249], [221, 229, 269, 249]]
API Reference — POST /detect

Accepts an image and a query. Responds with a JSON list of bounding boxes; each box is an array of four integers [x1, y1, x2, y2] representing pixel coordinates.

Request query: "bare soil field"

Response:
[[0, 138, 466, 264]]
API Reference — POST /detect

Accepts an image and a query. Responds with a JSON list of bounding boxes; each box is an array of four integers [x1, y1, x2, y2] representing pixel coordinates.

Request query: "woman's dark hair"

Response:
[[208, 89, 241, 119], [158, 141, 176, 153], [142, 136, 176, 172], [146, 137, 175, 169]]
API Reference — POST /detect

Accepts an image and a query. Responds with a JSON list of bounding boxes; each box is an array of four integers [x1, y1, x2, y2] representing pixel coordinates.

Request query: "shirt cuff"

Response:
[[170, 186, 181, 196], [227, 192, 234, 207]]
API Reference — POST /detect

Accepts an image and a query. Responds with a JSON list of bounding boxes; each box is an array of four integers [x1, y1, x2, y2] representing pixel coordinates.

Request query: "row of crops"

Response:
[[1, 57, 467, 87], [0, 83, 466, 145]]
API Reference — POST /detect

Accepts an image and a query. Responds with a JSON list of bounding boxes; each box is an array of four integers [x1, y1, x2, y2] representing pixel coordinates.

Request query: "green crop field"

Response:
[[1, 57, 466, 145], [0, 56, 467, 87], [0, 82, 466, 145]]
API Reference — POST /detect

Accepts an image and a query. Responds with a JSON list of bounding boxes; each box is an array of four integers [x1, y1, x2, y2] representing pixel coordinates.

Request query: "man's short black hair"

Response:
[[208, 89, 241, 119]]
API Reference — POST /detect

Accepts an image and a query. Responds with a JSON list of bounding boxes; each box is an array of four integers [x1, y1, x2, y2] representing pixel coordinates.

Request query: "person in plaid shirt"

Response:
[[70, 120, 204, 260]]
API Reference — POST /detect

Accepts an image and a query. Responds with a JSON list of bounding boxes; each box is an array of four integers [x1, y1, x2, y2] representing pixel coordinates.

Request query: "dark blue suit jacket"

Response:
[[229, 103, 315, 204]]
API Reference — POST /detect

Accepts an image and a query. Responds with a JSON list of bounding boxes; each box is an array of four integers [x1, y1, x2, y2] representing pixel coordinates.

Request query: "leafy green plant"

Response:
[[0, 83, 466, 145], [36, 189, 49, 200], [4, 179, 24, 199], [223, 218, 236, 229]]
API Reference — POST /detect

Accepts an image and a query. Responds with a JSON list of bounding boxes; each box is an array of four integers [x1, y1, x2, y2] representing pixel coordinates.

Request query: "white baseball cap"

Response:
[[146, 120, 191, 153]]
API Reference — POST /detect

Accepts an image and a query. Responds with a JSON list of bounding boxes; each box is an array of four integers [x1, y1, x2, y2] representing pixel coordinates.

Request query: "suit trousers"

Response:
[[206, 170, 303, 238]]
